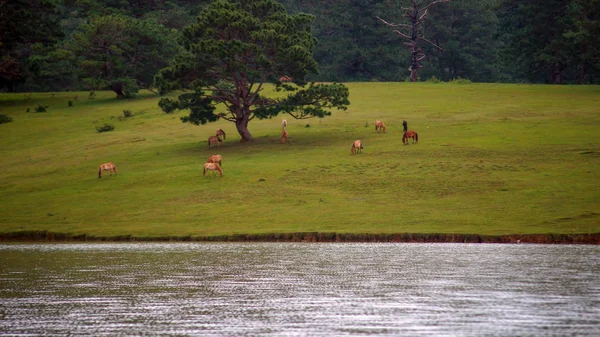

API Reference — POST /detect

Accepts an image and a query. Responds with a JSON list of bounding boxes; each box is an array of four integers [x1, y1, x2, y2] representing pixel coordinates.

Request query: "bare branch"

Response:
[[418, 9, 428, 21], [375, 16, 412, 29], [393, 30, 412, 40], [419, 36, 443, 50]]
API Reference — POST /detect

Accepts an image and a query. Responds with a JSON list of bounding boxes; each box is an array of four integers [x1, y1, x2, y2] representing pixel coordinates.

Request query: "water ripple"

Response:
[[0, 243, 598, 336]]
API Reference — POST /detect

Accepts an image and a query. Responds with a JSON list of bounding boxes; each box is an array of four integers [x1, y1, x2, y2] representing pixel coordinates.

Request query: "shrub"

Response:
[[35, 104, 49, 112], [123, 109, 132, 118], [427, 76, 442, 83], [451, 77, 472, 84], [68, 100, 74, 107], [0, 114, 13, 124], [88, 91, 96, 99], [26, 108, 30, 112], [96, 123, 115, 133]]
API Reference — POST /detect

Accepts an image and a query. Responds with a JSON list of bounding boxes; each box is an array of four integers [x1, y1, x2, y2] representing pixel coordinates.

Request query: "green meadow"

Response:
[[0, 83, 599, 239]]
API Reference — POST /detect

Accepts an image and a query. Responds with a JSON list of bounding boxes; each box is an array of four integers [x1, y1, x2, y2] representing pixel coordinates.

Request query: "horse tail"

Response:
[[222, 129, 226, 140], [217, 164, 223, 176], [415, 132, 418, 143], [203, 166, 207, 176], [98, 166, 102, 178], [113, 164, 118, 174]]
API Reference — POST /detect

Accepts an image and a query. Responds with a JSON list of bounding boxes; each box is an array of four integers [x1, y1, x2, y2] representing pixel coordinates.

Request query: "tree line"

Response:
[[1, 0, 599, 94]]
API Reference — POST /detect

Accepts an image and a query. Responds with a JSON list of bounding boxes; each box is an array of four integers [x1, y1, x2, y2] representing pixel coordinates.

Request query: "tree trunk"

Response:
[[110, 83, 125, 98], [551, 62, 562, 84], [235, 112, 253, 142]]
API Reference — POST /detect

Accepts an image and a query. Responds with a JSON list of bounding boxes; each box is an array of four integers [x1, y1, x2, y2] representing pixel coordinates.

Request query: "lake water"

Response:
[[0, 243, 598, 336]]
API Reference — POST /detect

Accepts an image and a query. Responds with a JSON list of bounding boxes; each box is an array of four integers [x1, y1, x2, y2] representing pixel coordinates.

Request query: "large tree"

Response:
[[68, 14, 180, 97], [155, 0, 350, 142]]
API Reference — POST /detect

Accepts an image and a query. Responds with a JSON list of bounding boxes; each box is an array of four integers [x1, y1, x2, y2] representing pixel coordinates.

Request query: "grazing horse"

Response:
[[216, 128, 226, 140], [402, 130, 419, 144], [98, 162, 117, 178], [206, 154, 222, 167], [282, 119, 287, 130], [375, 120, 387, 133], [281, 129, 288, 143], [280, 76, 292, 82], [203, 162, 223, 177], [351, 140, 363, 154], [208, 135, 222, 147]]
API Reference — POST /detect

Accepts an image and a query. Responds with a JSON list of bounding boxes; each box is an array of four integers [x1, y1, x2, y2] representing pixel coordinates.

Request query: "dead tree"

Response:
[[377, 0, 451, 82]]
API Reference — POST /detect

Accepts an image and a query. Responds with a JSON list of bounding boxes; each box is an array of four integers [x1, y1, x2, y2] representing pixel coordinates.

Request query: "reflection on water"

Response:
[[0, 243, 598, 336]]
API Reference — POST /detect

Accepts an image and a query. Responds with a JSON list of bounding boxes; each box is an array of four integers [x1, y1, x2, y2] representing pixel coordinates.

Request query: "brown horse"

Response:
[[98, 162, 117, 178], [282, 119, 287, 130], [203, 162, 223, 177], [280, 76, 292, 82], [281, 129, 288, 143], [351, 140, 363, 154], [375, 120, 387, 133], [216, 128, 226, 140], [206, 154, 222, 167], [208, 135, 222, 147], [402, 130, 419, 144]]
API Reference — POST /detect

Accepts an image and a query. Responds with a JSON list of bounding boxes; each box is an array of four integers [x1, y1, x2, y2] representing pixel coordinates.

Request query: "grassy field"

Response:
[[0, 83, 599, 239]]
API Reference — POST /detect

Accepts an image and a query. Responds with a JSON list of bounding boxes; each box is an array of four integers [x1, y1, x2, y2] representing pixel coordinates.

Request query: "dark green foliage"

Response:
[[3, 0, 599, 89], [68, 100, 73, 107], [156, 0, 350, 141], [68, 14, 181, 97], [95, 123, 115, 133], [0, 114, 13, 124], [34, 104, 48, 112], [88, 91, 96, 99], [0, 0, 63, 91]]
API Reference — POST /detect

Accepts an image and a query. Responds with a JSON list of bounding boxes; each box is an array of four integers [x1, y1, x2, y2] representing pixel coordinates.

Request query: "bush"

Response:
[[0, 114, 13, 124], [123, 109, 132, 118], [68, 100, 74, 107], [96, 124, 115, 133], [26, 108, 30, 112], [88, 91, 96, 99], [35, 104, 49, 112], [427, 76, 442, 83], [451, 77, 472, 84]]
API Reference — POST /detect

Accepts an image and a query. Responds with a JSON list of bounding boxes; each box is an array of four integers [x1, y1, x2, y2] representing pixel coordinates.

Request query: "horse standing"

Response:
[[206, 154, 222, 167], [375, 120, 387, 133], [402, 130, 419, 144], [282, 119, 287, 130], [280, 76, 292, 82], [208, 135, 222, 147], [351, 140, 363, 154], [98, 162, 118, 178], [203, 162, 223, 177], [216, 129, 226, 140], [281, 129, 288, 143]]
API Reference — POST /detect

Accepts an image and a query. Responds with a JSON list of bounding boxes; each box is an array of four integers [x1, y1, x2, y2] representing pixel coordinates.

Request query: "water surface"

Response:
[[0, 243, 598, 336]]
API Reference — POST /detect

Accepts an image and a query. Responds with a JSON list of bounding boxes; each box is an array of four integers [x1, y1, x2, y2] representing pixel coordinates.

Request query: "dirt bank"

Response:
[[1, 231, 599, 244]]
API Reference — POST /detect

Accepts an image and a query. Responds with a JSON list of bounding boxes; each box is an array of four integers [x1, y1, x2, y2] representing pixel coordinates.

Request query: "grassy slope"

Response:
[[0, 83, 598, 238]]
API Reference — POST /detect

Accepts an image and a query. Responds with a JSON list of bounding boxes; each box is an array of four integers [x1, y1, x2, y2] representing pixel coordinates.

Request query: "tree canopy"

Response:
[[155, 0, 350, 141]]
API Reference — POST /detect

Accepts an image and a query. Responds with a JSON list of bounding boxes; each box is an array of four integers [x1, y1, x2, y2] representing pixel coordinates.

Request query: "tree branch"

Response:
[[419, 36, 443, 50], [375, 16, 412, 29], [393, 30, 412, 40]]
